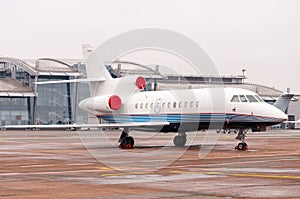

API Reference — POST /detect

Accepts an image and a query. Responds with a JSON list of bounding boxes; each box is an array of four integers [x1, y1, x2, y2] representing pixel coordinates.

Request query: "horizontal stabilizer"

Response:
[[34, 78, 105, 85]]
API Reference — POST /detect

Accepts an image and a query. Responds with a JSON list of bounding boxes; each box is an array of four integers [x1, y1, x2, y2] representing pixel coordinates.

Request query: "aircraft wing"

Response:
[[2, 122, 169, 130]]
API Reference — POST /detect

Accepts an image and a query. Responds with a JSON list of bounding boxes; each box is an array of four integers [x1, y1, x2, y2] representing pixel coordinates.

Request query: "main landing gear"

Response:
[[235, 129, 249, 151], [173, 132, 187, 147], [118, 129, 134, 149]]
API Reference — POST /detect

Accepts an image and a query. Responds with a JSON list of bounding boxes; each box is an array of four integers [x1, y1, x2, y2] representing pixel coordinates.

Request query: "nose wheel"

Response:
[[235, 142, 248, 150], [235, 129, 249, 150], [173, 132, 187, 147]]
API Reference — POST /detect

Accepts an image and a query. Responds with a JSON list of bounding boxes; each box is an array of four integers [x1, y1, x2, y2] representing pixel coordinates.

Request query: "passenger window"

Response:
[[179, 102, 182, 108], [145, 103, 148, 109], [239, 95, 248, 102], [173, 102, 176, 108], [246, 95, 258, 103], [190, 101, 194, 108], [140, 103, 143, 109], [231, 95, 240, 102], [184, 101, 188, 108], [162, 102, 165, 108], [150, 103, 154, 109], [195, 101, 199, 108], [135, 103, 138, 109], [254, 95, 264, 102], [167, 102, 171, 108]]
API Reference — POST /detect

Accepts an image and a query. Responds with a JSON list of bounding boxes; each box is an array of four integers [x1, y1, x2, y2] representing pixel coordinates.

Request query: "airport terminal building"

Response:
[[0, 57, 299, 128], [0, 57, 89, 126]]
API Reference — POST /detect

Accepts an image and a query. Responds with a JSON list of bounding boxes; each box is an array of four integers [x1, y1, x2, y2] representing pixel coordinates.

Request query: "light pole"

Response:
[[242, 69, 246, 83]]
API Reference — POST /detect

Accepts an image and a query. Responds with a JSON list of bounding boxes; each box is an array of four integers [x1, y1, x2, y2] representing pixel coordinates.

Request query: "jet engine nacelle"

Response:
[[79, 95, 122, 113]]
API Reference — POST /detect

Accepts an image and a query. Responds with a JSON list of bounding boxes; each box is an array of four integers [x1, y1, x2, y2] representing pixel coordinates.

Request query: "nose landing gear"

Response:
[[235, 129, 248, 150]]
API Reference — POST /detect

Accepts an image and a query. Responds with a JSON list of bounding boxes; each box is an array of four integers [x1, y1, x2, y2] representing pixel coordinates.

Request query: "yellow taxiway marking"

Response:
[[98, 166, 114, 171], [231, 173, 300, 179]]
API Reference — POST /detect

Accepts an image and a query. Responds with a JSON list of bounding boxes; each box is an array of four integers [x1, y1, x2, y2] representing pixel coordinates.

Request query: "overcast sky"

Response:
[[1, 0, 300, 92]]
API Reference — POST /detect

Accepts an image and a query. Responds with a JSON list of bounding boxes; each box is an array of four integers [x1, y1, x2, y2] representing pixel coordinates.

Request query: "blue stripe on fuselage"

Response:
[[99, 113, 279, 123]]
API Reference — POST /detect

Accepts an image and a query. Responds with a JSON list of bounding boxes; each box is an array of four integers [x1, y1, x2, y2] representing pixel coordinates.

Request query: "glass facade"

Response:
[[0, 59, 90, 126], [0, 98, 29, 126], [35, 78, 72, 124]]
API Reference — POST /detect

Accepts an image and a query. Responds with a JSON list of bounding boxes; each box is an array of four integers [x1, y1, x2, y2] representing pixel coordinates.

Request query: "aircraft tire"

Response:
[[237, 142, 248, 150], [173, 135, 186, 147], [127, 136, 134, 147], [119, 136, 134, 149]]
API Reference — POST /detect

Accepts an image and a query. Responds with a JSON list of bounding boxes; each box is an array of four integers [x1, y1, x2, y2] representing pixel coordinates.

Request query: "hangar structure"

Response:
[[0, 57, 298, 128], [0, 57, 85, 126]]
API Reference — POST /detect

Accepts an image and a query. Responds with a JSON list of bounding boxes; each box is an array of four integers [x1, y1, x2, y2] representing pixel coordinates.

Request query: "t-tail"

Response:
[[81, 44, 113, 97], [80, 44, 146, 114]]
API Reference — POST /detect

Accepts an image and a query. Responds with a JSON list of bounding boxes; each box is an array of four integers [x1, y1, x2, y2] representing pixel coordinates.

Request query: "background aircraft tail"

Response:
[[273, 93, 294, 113]]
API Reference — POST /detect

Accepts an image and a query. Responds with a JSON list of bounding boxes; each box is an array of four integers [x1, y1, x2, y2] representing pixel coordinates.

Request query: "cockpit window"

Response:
[[254, 95, 264, 102], [246, 95, 258, 103], [231, 95, 240, 102], [239, 95, 248, 102]]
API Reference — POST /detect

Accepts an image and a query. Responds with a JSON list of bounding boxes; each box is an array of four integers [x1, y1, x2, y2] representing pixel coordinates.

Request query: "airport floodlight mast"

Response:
[[242, 68, 246, 83], [242, 68, 246, 77]]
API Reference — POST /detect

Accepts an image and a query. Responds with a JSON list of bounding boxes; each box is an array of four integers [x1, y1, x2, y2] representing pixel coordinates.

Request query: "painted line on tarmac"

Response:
[[168, 157, 299, 169], [21, 164, 54, 168], [101, 171, 154, 177], [170, 170, 221, 175], [0, 169, 102, 176], [231, 173, 300, 179], [167, 170, 300, 180], [140, 159, 170, 163], [66, 163, 95, 166]]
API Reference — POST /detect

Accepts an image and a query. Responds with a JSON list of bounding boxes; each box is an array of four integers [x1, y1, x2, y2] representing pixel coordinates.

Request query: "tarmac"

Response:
[[0, 129, 299, 199]]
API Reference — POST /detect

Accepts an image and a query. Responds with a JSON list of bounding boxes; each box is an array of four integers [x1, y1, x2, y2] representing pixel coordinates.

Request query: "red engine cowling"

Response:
[[135, 76, 146, 90], [85, 95, 122, 112], [108, 95, 122, 110]]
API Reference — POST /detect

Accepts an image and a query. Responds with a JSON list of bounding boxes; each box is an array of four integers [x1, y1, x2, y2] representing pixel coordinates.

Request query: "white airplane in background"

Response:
[[4, 46, 288, 151]]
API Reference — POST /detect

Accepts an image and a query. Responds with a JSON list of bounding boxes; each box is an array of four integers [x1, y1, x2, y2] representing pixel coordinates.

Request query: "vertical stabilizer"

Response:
[[81, 44, 113, 96], [273, 93, 294, 113], [82, 44, 93, 59]]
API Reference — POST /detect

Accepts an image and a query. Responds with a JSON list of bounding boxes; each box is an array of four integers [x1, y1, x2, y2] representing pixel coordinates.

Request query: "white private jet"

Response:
[[4, 47, 288, 151]]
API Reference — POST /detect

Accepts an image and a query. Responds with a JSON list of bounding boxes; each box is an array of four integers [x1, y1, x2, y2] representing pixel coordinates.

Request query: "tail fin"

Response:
[[81, 44, 113, 96], [82, 44, 93, 59], [273, 93, 294, 113]]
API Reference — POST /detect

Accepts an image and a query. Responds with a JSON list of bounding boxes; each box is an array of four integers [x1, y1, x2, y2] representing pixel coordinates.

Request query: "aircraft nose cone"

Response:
[[273, 106, 288, 122], [281, 112, 288, 121]]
